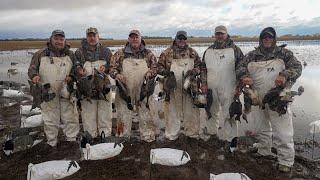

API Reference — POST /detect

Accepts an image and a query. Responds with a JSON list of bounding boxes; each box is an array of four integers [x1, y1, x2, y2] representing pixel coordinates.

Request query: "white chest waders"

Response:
[[245, 59, 294, 166], [39, 56, 79, 146], [115, 58, 156, 142], [203, 48, 238, 141], [164, 58, 200, 140], [81, 60, 113, 138]]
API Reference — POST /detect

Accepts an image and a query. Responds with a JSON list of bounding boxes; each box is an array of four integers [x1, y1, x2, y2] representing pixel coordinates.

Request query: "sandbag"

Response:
[[21, 114, 43, 128], [82, 143, 124, 160], [27, 160, 80, 180], [2, 89, 24, 97], [210, 173, 251, 180], [150, 148, 190, 166]]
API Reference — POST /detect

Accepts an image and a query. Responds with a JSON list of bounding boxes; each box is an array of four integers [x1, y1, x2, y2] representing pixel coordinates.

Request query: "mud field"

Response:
[[0, 132, 319, 180], [0, 78, 319, 180]]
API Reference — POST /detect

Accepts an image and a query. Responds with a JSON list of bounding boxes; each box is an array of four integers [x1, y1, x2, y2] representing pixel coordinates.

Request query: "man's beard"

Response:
[[50, 43, 65, 53], [215, 39, 226, 48]]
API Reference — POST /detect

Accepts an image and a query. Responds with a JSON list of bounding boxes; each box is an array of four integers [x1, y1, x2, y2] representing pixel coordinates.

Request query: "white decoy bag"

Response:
[[27, 160, 80, 180], [150, 148, 191, 166], [82, 143, 124, 160], [210, 173, 251, 180]]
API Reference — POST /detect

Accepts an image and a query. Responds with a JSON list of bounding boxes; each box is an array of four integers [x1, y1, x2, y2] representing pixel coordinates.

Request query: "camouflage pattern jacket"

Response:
[[74, 39, 112, 73], [158, 42, 207, 85], [235, 28, 302, 85], [109, 41, 157, 78], [28, 42, 76, 79]]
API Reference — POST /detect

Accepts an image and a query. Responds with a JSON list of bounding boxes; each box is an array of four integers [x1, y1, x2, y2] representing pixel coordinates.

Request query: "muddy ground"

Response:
[[0, 131, 319, 180], [0, 82, 320, 180]]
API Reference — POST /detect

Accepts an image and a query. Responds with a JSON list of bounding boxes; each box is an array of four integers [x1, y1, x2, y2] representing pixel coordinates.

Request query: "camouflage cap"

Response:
[[175, 30, 187, 39], [86, 27, 98, 35], [261, 28, 275, 38], [129, 29, 141, 37], [51, 29, 65, 37], [215, 25, 227, 34]]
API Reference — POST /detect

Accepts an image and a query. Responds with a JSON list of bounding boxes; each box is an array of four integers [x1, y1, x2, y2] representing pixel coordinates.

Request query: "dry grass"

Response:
[[0, 36, 319, 51]]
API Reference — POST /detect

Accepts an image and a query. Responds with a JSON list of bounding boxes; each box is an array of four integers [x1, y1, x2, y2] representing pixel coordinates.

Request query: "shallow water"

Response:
[[1, 40, 320, 159]]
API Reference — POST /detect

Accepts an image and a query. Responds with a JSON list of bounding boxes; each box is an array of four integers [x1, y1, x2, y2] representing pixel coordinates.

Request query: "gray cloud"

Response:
[[0, 0, 169, 10], [249, 2, 272, 10], [205, 0, 233, 8], [0, 0, 319, 39]]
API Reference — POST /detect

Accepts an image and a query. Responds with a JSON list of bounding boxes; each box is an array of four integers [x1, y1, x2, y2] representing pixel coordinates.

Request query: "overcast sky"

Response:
[[0, 0, 319, 39]]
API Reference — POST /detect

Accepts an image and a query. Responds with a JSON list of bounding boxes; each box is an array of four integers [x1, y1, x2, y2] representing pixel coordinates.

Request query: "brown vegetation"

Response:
[[0, 35, 320, 51]]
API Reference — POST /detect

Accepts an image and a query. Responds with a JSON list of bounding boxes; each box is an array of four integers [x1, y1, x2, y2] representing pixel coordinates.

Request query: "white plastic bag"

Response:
[[20, 105, 41, 116], [150, 148, 190, 166], [21, 114, 43, 128], [210, 173, 251, 180], [27, 160, 80, 180], [309, 120, 320, 134], [82, 143, 124, 160], [3, 89, 24, 97]]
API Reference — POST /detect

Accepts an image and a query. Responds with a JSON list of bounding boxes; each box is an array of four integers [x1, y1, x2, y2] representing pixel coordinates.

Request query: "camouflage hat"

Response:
[[175, 30, 187, 39], [215, 25, 227, 34], [261, 29, 275, 38], [51, 29, 65, 37], [86, 27, 98, 35], [129, 29, 141, 37]]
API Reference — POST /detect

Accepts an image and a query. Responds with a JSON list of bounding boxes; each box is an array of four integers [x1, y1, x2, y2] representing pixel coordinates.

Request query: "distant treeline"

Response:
[[1, 34, 320, 51], [141, 36, 172, 39], [0, 38, 114, 41]]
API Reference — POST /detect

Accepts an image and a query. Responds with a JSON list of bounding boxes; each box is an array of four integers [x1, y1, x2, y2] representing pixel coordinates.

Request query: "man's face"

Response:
[[128, 34, 141, 49], [51, 35, 65, 49], [176, 35, 187, 47], [262, 34, 274, 48], [215, 32, 228, 42], [87, 33, 99, 46]]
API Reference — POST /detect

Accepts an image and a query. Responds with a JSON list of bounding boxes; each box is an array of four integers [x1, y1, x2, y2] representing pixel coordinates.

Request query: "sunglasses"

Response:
[[262, 33, 274, 39], [215, 32, 226, 36], [177, 36, 187, 40]]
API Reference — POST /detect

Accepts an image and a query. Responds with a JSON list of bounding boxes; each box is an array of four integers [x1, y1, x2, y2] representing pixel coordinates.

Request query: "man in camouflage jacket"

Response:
[[158, 30, 207, 140], [235, 27, 302, 172], [202, 25, 244, 141], [75, 27, 113, 138], [28, 30, 79, 148], [109, 30, 158, 142]]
